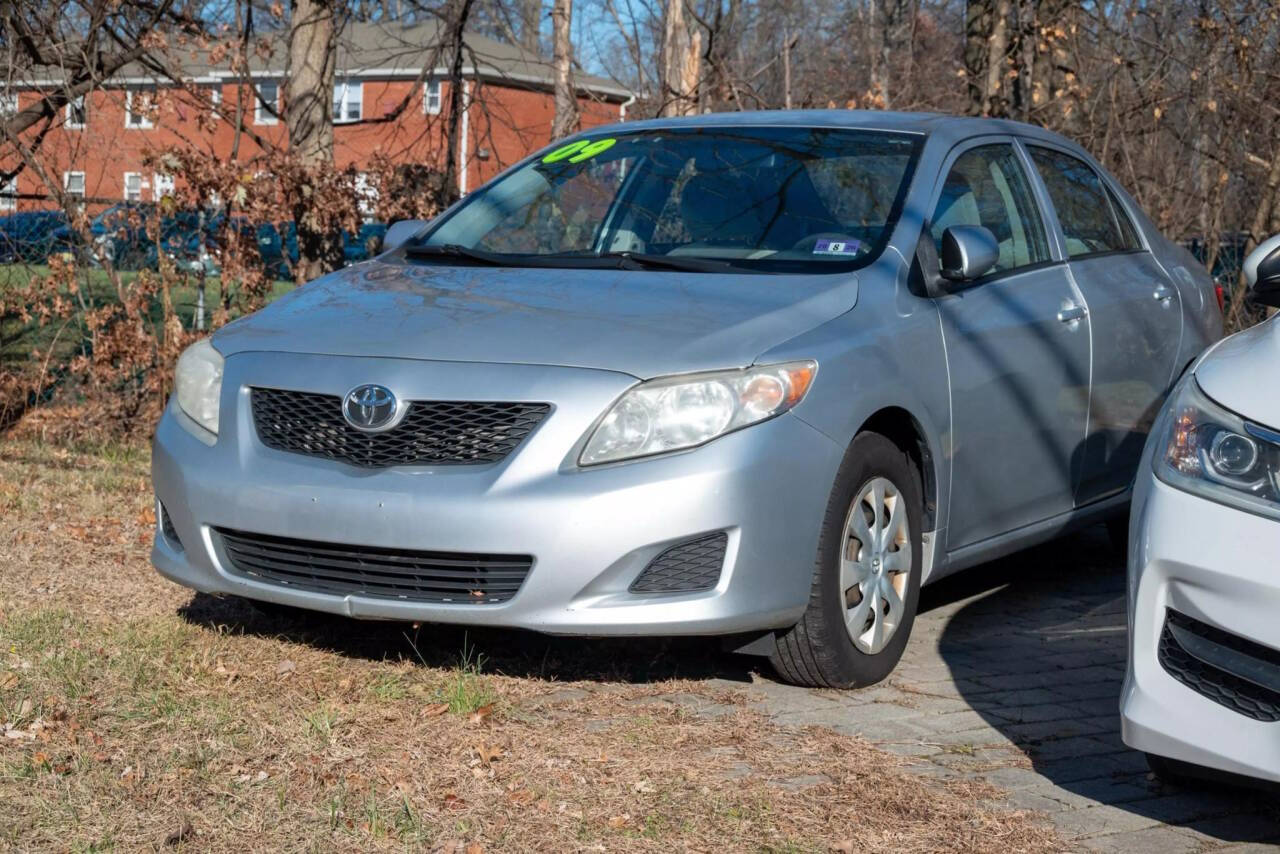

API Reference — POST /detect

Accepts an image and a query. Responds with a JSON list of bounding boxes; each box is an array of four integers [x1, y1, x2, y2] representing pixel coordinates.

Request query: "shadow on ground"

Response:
[[178, 591, 758, 685], [933, 525, 1280, 845]]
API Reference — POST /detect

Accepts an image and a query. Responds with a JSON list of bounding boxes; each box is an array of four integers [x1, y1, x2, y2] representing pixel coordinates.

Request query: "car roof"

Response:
[[586, 109, 1084, 154]]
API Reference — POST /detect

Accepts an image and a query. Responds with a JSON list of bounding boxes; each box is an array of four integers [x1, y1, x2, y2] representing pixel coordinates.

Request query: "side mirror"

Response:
[[382, 219, 428, 254], [940, 225, 999, 283], [1244, 233, 1280, 309]]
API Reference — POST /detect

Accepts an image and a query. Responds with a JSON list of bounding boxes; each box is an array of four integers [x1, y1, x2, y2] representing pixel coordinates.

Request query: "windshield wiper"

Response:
[[402, 243, 514, 266], [591, 251, 739, 273]]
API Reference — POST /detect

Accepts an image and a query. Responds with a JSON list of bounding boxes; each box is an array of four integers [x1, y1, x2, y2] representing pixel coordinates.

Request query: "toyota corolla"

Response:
[[152, 111, 1220, 687]]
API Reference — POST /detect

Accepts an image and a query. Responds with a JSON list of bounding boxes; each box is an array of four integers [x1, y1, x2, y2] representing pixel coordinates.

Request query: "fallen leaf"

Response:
[[507, 788, 536, 805], [0, 672, 17, 690], [442, 792, 466, 810], [830, 842, 855, 854], [607, 815, 630, 829], [631, 779, 654, 793], [275, 659, 296, 679], [472, 742, 502, 766], [467, 704, 493, 725], [465, 844, 484, 854], [423, 703, 449, 717]]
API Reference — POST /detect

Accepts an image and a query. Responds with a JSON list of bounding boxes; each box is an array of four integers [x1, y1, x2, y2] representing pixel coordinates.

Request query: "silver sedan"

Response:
[[152, 111, 1220, 688]]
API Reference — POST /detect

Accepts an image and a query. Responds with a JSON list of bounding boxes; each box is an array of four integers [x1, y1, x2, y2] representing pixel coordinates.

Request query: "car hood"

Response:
[[212, 259, 859, 378], [1195, 315, 1280, 429]]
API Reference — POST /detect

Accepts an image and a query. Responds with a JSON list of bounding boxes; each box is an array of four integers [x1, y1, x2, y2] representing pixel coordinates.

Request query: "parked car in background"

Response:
[[1122, 233, 1280, 785], [152, 112, 1221, 688], [344, 222, 387, 265], [48, 202, 157, 269], [0, 210, 71, 264]]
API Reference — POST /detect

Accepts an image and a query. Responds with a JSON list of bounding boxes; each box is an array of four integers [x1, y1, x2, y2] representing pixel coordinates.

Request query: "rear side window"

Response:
[[1028, 147, 1142, 257], [930, 144, 1050, 274]]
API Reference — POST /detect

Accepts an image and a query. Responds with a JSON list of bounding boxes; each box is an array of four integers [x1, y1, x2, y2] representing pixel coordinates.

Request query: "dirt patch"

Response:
[[0, 439, 1065, 851]]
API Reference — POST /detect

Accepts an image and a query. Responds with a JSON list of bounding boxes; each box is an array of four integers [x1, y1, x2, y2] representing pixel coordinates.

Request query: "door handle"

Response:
[[1057, 304, 1088, 323], [1153, 285, 1174, 302]]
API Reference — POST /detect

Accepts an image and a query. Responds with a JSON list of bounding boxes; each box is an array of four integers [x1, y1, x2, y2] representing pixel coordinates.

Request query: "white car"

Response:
[[1122, 233, 1280, 783]]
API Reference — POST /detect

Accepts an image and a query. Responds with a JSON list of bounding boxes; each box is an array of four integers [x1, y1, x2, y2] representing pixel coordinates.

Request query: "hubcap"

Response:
[[839, 476, 911, 655]]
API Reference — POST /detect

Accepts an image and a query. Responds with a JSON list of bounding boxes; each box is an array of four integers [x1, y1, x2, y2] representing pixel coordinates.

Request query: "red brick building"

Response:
[[1, 18, 633, 213]]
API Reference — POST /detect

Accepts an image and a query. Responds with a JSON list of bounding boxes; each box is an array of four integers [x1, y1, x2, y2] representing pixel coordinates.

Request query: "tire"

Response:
[[770, 432, 924, 688]]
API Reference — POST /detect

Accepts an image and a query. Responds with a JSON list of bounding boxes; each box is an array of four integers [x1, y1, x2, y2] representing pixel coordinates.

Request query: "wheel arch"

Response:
[[856, 406, 938, 535]]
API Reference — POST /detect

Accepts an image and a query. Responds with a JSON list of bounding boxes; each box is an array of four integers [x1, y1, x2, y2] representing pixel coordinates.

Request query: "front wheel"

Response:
[[770, 432, 924, 688]]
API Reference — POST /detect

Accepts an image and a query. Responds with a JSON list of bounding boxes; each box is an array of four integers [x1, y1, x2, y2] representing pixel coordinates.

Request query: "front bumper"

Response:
[[1121, 473, 1280, 782], [152, 352, 843, 635]]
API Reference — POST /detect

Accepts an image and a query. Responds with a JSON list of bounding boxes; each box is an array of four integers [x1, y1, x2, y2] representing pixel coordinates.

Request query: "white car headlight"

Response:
[[175, 338, 224, 437], [580, 361, 817, 466], [1156, 377, 1280, 521]]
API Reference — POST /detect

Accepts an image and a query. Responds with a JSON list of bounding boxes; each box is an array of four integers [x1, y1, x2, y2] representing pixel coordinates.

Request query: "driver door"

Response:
[[932, 140, 1093, 551]]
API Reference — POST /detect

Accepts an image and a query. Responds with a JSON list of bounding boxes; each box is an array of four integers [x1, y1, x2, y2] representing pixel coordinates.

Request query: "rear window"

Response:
[[1028, 147, 1142, 257]]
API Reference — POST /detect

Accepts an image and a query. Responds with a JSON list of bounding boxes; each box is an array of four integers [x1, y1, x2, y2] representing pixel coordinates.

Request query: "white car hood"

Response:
[[1195, 314, 1280, 429]]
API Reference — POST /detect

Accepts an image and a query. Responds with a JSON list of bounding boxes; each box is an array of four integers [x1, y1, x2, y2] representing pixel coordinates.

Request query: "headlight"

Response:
[[1156, 377, 1280, 520], [174, 338, 224, 437], [580, 361, 817, 466]]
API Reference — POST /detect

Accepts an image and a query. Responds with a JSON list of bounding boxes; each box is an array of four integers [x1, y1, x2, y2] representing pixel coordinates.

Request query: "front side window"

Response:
[[930, 144, 1049, 274], [417, 127, 922, 273], [333, 79, 362, 123], [124, 172, 142, 202], [1028, 147, 1142, 257], [254, 81, 279, 125]]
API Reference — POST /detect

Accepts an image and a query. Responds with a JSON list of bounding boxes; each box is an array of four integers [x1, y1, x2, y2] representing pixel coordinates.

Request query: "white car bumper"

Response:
[[1121, 473, 1280, 782]]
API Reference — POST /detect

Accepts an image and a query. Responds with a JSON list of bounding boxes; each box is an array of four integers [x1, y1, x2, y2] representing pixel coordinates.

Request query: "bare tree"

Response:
[[286, 0, 343, 280], [550, 0, 577, 136]]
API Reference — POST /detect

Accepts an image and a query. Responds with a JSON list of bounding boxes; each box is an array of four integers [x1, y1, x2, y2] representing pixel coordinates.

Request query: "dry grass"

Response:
[[0, 439, 1065, 852]]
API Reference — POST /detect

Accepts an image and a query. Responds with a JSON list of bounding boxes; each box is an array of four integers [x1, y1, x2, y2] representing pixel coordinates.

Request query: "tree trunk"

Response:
[[964, 0, 991, 115], [550, 0, 577, 138], [983, 0, 1013, 116], [659, 0, 698, 116], [441, 0, 477, 204], [286, 0, 341, 281], [520, 0, 541, 54]]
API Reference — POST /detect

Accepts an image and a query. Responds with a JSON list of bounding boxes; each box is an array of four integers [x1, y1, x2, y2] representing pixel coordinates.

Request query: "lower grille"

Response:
[[629, 533, 728, 594], [1158, 609, 1280, 722], [216, 528, 532, 604], [250, 387, 550, 468]]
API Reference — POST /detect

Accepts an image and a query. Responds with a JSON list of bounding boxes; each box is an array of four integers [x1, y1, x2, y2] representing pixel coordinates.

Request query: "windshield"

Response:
[[415, 126, 922, 273]]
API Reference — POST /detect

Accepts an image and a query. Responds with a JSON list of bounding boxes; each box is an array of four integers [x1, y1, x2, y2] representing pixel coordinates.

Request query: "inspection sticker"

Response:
[[812, 239, 861, 256]]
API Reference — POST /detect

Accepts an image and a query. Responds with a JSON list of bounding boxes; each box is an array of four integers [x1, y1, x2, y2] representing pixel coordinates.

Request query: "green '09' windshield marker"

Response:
[[542, 137, 617, 165]]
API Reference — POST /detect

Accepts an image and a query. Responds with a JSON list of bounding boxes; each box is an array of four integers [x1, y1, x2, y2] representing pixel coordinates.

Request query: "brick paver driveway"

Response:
[[736, 526, 1280, 851]]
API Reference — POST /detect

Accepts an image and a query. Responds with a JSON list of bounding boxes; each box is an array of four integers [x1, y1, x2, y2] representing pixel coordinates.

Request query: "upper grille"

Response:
[[1159, 609, 1280, 723], [629, 533, 728, 594], [250, 387, 550, 468], [216, 527, 532, 604]]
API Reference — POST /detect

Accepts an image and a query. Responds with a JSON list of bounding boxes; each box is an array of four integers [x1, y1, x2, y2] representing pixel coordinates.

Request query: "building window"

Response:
[[0, 92, 17, 117], [354, 172, 378, 219], [124, 172, 143, 202], [65, 95, 86, 129], [333, 79, 362, 123], [126, 87, 155, 128], [154, 173, 175, 200], [206, 84, 221, 118], [63, 171, 85, 199], [424, 79, 442, 115], [0, 176, 16, 212], [254, 81, 278, 125]]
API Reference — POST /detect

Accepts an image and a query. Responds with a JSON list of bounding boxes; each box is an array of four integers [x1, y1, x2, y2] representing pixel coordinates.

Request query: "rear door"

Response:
[[1025, 145, 1183, 504], [932, 139, 1092, 550]]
